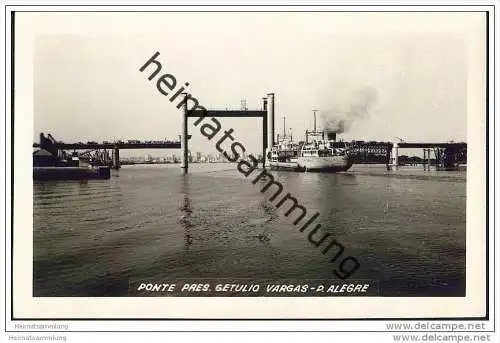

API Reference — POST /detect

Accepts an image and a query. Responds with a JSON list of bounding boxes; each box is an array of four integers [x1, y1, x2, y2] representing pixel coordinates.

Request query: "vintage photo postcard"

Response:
[[4, 4, 495, 327]]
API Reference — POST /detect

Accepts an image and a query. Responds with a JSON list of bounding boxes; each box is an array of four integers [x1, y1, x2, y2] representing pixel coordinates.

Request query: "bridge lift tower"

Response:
[[181, 93, 275, 173]]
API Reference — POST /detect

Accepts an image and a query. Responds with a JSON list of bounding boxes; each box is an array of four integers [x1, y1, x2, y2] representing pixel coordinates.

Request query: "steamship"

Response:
[[264, 129, 353, 172]]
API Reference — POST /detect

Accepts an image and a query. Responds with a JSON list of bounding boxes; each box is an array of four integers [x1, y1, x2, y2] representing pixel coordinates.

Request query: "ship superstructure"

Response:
[[264, 112, 353, 173]]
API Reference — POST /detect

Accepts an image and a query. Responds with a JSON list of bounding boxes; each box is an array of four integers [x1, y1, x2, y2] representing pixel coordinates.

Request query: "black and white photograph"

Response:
[[4, 3, 495, 333], [31, 11, 470, 298]]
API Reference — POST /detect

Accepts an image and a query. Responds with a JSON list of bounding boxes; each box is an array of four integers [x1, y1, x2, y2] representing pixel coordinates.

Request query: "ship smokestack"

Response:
[[326, 131, 336, 141]]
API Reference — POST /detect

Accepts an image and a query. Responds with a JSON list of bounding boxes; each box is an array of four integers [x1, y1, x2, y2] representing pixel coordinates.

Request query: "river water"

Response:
[[33, 164, 466, 297]]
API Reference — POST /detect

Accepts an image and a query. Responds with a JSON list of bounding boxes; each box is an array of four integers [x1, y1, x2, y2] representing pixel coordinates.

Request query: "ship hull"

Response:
[[297, 156, 353, 172], [268, 162, 300, 171], [268, 156, 353, 173], [268, 161, 299, 171]]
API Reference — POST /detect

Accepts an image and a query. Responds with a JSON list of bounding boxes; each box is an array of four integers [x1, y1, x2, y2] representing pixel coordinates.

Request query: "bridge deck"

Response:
[[397, 142, 466, 149], [187, 110, 266, 118], [34, 143, 181, 149]]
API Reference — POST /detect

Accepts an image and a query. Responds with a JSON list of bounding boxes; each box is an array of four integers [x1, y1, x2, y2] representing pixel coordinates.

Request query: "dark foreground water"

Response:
[[33, 164, 466, 297]]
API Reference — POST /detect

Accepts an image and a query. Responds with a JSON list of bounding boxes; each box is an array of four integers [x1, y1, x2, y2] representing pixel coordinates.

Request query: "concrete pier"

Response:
[[427, 148, 432, 170], [390, 143, 399, 170], [112, 147, 120, 169], [423, 149, 426, 170], [423, 148, 431, 170]]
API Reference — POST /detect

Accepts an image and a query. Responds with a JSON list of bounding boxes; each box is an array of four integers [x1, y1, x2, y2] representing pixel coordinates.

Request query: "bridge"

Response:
[[33, 141, 181, 150], [327, 141, 466, 169], [33, 133, 181, 169], [397, 142, 467, 149], [33, 90, 466, 171], [33, 133, 467, 171], [387, 142, 467, 170], [33, 93, 273, 171]]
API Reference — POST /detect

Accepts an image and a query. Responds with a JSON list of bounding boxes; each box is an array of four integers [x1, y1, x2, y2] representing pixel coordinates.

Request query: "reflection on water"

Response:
[[33, 164, 466, 296], [179, 175, 193, 248]]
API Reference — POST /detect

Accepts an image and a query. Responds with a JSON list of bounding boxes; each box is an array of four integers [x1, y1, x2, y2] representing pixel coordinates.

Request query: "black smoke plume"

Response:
[[320, 87, 378, 133]]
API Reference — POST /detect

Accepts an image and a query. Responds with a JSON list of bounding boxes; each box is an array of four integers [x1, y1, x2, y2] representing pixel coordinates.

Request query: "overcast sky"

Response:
[[30, 12, 475, 156]]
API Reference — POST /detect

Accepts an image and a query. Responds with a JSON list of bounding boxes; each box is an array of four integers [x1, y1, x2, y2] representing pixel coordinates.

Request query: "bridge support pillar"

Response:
[[427, 148, 432, 170], [180, 93, 189, 173], [422, 148, 427, 170], [113, 147, 120, 169], [267, 93, 275, 149], [423, 148, 432, 170], [390, 143, 399, 170], [385, 147, 392, 170], [262, 97, 268, 167], [443, 147, 458, 169]]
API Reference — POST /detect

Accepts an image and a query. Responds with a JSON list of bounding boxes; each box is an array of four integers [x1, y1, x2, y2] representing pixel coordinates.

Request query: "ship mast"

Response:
[[282, 116, 286, 138]]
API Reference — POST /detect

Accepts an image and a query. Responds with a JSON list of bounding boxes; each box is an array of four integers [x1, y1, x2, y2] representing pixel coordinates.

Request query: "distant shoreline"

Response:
[[120, 161, 233, 166]]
